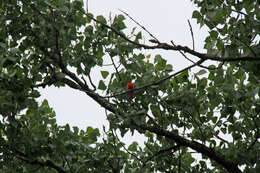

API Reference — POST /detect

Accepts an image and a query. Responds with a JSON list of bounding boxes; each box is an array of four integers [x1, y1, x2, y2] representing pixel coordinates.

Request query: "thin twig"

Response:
[[178, 149, 182, 173], [113, 129, 144, 164], [110, 130, 120, 172], [110, 55, 122, 82], [187, 20, 195, 50], [81, 76, 87, 85], [119, 9, 159, 42], [85, 0, 88, 14], [170, 40, 196, 63], [170, 41, 222, 70], [87, 74, 96, 90], [102, 63, 114, 66], [104, 102, 142, 164], [62, 155, 73, 173], [247, 114, 259, 151]]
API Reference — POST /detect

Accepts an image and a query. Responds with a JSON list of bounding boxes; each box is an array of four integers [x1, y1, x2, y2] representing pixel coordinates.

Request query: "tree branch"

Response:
[[24, 4, 118, 114], [170, 40, 222, 70], [14, 149, 66, 173], [102, 59, 204, 98], [119, 9, 159, 42], [187, 19, 195, 50], [136, 123, 242, 173], [80, 9, 260, 62]]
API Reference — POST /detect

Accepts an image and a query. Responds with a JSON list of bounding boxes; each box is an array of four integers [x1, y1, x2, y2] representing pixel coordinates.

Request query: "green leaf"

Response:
[[192, 10, 201, 19], [195, 69, 207, 76], [135, 31, 142, 41], [112, 14, 126, 30], [177, 70, 188, 82], [96, 15, 106, 24], [31, 90, 41, 98], [165, 64, 173, 72], [213, 10, 225, 23], [117, 14, 125, 21], [101, 71, 109, 79], [128, 141, 138, 152], [154, 54, 166, 71], [86, 13, 93, 23], [209, 30, 218, 39], [98, 80, 106, 90]]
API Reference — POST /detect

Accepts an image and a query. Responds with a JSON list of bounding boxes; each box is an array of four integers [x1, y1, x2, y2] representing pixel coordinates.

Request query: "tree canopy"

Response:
[[0, 0, 260, 172]]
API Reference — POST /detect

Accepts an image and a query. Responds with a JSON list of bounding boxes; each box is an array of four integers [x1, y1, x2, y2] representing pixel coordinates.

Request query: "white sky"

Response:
[[39, 0, 208, 144]]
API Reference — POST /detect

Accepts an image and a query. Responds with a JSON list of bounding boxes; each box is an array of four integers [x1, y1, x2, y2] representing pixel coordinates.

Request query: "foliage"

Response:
[[0, 0, 260, 172]]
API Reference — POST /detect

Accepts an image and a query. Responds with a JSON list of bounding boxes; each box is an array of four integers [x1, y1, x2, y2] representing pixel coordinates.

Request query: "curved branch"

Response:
[[79, 9, 260, 62], [23, 7, 117, 114], [102, 59, 204, 98], [136, 123, 242, 173], [29, 27, 117, 113]]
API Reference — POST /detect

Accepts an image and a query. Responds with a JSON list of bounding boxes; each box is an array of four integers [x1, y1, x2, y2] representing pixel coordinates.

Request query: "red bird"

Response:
[[126, 81, 134, 97]]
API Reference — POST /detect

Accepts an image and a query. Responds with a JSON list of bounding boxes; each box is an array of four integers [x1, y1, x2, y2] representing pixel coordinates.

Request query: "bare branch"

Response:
[[170, 40, 221, 70], [187, 20, 195, 50], [85, 0, 88, 14], [178, 149, 182, 173], [87, 74, 96, 90], [119, 9, 159, 42], [112, 130, 144, 164], [110, 55, 122, 82]]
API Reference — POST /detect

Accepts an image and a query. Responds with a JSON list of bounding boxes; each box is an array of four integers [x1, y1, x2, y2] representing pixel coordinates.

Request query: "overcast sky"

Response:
[[39, 0, 208, 144]]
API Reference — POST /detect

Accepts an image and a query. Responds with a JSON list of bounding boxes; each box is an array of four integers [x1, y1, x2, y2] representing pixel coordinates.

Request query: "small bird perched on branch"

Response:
[[126, 81, 134, 97]]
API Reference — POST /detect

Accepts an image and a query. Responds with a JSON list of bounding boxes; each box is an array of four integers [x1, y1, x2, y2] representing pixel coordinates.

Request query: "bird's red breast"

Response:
[[126, 81, 134, 96]]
